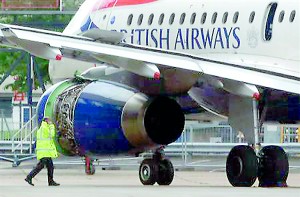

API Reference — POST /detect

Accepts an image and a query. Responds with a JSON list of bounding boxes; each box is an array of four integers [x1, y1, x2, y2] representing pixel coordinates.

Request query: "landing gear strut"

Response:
[[139, 148, 174, 185], [226, 145, 289, 187]]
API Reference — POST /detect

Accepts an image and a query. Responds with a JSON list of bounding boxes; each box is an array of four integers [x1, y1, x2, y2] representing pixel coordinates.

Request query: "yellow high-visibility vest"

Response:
[[36, 121, 58, 160]]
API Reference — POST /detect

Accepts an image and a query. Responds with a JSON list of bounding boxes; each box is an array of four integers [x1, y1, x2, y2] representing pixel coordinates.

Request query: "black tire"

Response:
[[258, 145, 289, 187], [157, 159, 174, 185], [139, 159, 158, 185], [226, 145, 258, 187]]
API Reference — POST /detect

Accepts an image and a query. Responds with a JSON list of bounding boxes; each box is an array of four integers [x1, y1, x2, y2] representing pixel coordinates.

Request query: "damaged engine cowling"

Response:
[[37, 80, 185, 156]]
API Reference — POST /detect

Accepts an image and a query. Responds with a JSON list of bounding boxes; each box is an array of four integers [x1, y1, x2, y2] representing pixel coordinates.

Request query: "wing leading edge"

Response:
[[0, 24, 299, 94]]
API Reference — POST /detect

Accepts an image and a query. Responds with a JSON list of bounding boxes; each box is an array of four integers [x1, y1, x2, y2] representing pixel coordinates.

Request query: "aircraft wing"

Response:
[[0, 24, 299, 94]]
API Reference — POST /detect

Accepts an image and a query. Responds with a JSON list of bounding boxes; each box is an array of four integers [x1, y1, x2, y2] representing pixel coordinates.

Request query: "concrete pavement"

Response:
[[1, 159, 300, 197]]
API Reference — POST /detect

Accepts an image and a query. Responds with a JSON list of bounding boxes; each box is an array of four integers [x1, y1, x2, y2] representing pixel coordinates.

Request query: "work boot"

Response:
[[49, 180, 60, 186], [25, 177, 34, 186]]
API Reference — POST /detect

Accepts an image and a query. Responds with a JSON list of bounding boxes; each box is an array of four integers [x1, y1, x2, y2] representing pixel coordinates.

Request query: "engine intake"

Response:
[[122, 94, 185, 147]]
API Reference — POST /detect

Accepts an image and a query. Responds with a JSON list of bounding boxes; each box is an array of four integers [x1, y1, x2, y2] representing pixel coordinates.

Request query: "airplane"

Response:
[[0, 0, 299, 187]]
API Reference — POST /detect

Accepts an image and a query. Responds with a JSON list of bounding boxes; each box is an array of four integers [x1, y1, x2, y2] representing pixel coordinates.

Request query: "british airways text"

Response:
[[115, 27, 240, 50]]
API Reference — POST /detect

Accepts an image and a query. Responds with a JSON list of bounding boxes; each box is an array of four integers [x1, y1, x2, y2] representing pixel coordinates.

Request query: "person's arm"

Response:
[[48, 123, 56, 138]]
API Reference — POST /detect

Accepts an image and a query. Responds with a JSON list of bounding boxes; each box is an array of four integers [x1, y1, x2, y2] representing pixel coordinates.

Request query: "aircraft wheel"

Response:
[[139, 159, 158, 185], [226, 145, 258, 187], [85, 156, 95, 175], [157, 159, 174, 185], [258, 145, 289, 187]]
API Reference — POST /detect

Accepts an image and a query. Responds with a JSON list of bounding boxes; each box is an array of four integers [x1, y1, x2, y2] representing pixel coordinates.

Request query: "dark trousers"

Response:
[[27, 157, 54, 183]]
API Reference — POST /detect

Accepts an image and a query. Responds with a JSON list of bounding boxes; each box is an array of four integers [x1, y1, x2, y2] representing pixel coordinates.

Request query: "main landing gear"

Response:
[[226, 145, 289, 187], [139, 149, 174, 185], [226, 93, 289, 187]]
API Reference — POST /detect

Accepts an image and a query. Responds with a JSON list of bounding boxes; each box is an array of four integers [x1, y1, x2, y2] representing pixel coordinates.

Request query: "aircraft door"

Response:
[[263, 2, 278, 41]]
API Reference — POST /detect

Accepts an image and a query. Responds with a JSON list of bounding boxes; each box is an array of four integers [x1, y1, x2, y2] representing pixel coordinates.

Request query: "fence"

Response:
[[282, 126, 300, 143], [0, 109, 20, 140], [1, 116, 299, 144], [0, 108, 38, 141], [179, 123, 299, 144], [165, 142, 300, 156], [11, 114, 37, 154]]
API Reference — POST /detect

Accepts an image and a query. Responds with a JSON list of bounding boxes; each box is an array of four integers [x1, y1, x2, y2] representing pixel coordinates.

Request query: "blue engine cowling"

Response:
[[37, 80, 185, 156]]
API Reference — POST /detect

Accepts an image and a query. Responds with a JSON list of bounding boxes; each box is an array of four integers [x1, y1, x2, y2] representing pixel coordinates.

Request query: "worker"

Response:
[[25, 117, 60, 186]]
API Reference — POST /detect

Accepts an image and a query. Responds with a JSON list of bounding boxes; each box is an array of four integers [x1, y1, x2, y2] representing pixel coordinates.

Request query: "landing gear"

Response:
[[139, 149, 174, 186], [157, 159, 174, 185], [85, 156, 95, 175], [139, 159, 158, 185], [226, 145, 258, 187], [258, 145, 289, 187], [226, 145, 289, 187]]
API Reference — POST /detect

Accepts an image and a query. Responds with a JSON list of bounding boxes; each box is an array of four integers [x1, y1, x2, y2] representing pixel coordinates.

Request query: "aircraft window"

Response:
[[290, 10, 296, 22], [148, 14, 154, 25], [211, 12, 217, 24], [222, 12, 228, 24], [180, 13, 186, 25], [127, 14, 133, 26], [264, 3, 278, 41], [159, 14, 165, 25], [138, 14, 143, 25], [201, 12, 207, 24], [249, 11, 255, 23], [169, 13, 175, 25], [233, 12, 239, 23], [278, 11, 285, 23], [190, 13, 196, 24]]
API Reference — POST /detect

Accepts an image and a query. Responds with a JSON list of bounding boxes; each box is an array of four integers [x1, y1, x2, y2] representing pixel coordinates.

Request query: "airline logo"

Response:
[[117, 27, 241, 50]]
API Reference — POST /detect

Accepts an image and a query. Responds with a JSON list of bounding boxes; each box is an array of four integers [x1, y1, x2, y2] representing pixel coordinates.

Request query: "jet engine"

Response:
[[36, 79, 185, 156]]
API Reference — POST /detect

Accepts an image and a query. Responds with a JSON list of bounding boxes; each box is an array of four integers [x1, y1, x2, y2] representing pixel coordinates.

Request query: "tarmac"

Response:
[[1, 157, 300, 197]]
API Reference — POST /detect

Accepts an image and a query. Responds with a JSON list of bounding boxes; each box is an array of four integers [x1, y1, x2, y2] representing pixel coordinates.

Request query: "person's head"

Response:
[[43, 117, 52, 124]]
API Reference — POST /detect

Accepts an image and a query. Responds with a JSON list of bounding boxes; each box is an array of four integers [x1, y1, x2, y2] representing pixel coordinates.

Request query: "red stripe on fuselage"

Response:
[[115, 0, 157, 6], [94, 0, 156, 10]]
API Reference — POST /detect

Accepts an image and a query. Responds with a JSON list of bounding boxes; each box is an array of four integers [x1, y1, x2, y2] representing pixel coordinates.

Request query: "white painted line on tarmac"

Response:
[[209, 168, 226, 173], [188, 159, 211, 165], [184, 164, 224, 167], [289, 165, 300, 168], [289, 166, 300, 171]]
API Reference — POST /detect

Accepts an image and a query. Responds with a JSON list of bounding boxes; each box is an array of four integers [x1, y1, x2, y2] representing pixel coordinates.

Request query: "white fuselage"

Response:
[[50, 0, 300, 82]]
